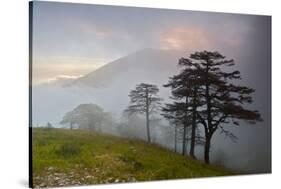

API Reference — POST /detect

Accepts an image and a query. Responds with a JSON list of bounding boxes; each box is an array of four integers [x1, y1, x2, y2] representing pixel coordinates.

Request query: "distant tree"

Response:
[[125, 83, 162, 143], [46, 122, 53, 129], [60, 103, 112, 132], [162, 103, 189, 156], [60, 111, 76, 130], [118, 113, 146, 140], [179, 51, 262, 163], [174, 123, 179, 153]]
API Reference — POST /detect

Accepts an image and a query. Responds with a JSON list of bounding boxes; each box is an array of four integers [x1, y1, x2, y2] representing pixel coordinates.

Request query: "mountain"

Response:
[[68, 48, 185, 88], [32, 48, 185, 127]]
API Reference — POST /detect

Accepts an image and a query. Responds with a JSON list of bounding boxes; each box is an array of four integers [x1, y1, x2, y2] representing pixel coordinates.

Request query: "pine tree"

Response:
[[163, 67, 204, 158], [179, 51, 262, 163], [126, 83, 162, 143]]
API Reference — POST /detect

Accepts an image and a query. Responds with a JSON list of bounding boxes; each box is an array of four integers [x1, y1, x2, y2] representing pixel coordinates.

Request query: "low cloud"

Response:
[[45, 75, 83, 84], [33, 56, 109, 84]]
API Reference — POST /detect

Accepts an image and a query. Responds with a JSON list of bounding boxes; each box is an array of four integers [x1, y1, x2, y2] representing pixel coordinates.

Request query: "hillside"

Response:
[[32, 128, 234, 188]]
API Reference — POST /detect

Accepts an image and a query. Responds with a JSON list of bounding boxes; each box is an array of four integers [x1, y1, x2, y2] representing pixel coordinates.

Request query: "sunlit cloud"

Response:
[[33, 56, 110, 85], [160, 26, 211, 50], [45, 75, 84, 84]]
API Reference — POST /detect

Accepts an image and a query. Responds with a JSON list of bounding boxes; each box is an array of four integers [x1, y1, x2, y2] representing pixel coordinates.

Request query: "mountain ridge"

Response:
[[67, 48, 186, 88]]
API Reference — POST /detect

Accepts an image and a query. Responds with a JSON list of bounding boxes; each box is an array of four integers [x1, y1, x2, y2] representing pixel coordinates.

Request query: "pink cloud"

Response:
[[160, 26, 211, 50]]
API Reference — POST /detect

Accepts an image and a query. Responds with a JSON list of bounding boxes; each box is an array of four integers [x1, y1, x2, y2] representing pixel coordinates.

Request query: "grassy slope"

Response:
[[32, 128, 234, 187]]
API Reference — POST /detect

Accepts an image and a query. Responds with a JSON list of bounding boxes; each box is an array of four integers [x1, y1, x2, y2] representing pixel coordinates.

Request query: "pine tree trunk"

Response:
[[189, 110, 196, 158], [190, 88, 197, 159], [204, 133, 212, 164], [204, 62, 212, 164], [145, 88, 151, 143], [174, 125, 177, 153], [182, 96, 189, 156], [146, 110, 150, 143]]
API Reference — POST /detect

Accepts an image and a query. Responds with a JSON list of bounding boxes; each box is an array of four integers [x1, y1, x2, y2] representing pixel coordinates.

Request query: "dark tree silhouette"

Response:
[[179, 51, 262, 163], [183, 68, 205, 158], [126, 83, 162, 143], [163, 67, 204, 158]]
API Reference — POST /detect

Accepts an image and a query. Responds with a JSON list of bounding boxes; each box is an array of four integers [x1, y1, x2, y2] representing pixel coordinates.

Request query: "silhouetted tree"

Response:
[[179, 51, 262, 163], [163, 67, 204, 158], [125, 83, 162, 143], [183, 68, 205, 159]]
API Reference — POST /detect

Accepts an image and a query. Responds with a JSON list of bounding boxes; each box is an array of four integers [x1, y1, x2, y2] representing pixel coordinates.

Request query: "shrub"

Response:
[[55, 143, 81, 158]]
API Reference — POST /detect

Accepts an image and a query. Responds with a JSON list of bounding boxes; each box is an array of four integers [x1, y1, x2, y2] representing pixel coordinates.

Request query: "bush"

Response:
[[36, 139, 48, 146], [55, 143, 81, 158], [118, 154, 143, 170]]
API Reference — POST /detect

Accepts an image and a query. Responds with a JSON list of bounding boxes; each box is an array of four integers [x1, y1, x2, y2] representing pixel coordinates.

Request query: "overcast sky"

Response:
[[32, 1, 270, 84]]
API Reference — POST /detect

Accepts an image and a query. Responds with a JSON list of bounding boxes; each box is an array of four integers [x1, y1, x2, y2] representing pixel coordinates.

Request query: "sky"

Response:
[[32, 1, 269, 84]]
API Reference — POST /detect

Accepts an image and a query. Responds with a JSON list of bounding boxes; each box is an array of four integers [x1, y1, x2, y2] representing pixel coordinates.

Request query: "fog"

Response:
[[32, 47, 271, 174]]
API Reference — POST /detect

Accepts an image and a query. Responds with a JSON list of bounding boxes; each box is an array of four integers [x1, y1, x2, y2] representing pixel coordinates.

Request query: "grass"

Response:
[[32, 128, 235, 188]]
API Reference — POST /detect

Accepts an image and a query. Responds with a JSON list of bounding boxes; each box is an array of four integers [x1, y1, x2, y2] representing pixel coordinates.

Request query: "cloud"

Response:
[[33, 56, 109, 84], [79, 23, 113, 38], [73, 19, 130, 40], [160, 26, 211, 50], [46, 75, 83, 83]]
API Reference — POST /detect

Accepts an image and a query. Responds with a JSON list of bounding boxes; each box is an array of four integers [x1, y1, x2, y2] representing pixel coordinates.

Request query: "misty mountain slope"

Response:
[[32, 49, 186, 126], [69, 48, 185, 88]]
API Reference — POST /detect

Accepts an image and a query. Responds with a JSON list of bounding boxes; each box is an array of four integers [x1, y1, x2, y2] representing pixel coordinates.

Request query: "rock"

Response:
[[130, 177, 137, 182], [39, 183, 46, 187], [54, 177, 60, 181], [47, 167, 54, 171]]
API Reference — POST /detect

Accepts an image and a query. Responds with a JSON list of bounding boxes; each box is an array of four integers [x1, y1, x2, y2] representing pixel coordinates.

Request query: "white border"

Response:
[[0, 0, 278, 189]]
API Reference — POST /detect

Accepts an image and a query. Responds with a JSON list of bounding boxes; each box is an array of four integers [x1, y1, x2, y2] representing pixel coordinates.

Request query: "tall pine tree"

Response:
[[126, 83, 162, 143]]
